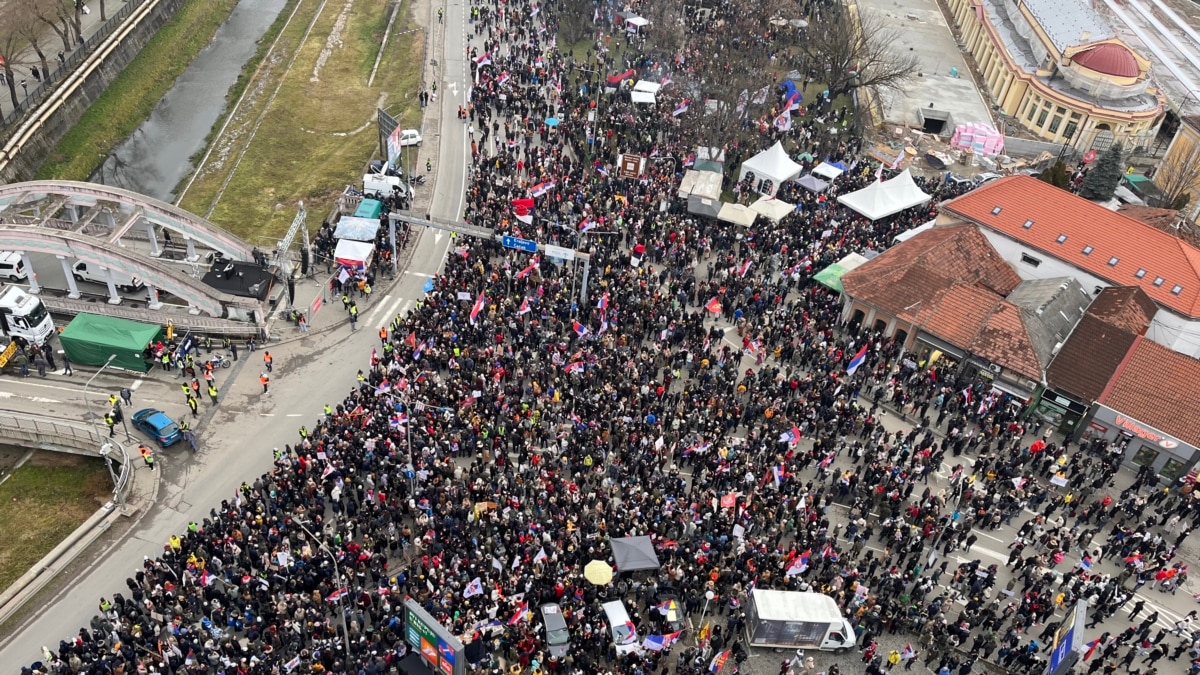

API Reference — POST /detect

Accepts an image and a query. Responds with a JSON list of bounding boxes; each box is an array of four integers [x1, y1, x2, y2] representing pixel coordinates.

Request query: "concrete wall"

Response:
[[0, 0, 187, 183]]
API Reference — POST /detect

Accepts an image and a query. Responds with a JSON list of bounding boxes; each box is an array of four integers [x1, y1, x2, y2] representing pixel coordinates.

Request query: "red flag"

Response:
[[405, 331, 417, 348], [705, 297, 722, 314]]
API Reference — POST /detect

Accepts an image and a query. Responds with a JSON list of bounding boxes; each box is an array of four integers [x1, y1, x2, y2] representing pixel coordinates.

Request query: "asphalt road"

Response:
[[0, 1, 467, 662]]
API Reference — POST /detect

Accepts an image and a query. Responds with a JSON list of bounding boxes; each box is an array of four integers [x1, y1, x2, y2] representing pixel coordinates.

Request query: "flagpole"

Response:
[[294, 518, 351, 660], [697, 589, 715, 650]]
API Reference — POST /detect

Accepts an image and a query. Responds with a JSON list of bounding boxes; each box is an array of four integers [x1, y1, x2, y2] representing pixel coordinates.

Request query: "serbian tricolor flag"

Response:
[[1084, 637, 1103, 660], [772, 464, 785, 486], [511, 198, 535, 224], [507, 602, 530, 625], [597, 293, 609, 310], [1124, 553, 1143, 564], [326, 586, 349, 603], [496, 71, 510, 85], [786, 550, 810, 576], [564, 361, 584, 374], [470, 292, 486, 324], [736, 259, 752, 277], [474, 52, 492, 66], [517, 255, 539, 279], [779, 427, 801, 446], [579, 217, 596, 233], [673, 99, 690, 117], [517, 298, 532, 315], [846, 343, 869, 376], [530, 181, 556, 197], [705, 296, 721, 314], [572, 321, 589, 338]]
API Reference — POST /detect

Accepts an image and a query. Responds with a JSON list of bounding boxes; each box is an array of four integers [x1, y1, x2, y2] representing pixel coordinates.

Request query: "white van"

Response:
[[601, 600, 641, 655], [362, 173, 408, 199], [0, 252, 27, 281], [71, 261, 145, 292]]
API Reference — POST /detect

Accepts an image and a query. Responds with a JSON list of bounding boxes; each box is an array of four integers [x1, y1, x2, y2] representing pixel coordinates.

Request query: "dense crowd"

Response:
[[22, 1, 1200, 675]]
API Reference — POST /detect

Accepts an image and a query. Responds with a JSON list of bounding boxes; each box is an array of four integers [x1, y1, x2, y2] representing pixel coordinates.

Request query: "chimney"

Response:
[[1080, 30, 1092, 42]]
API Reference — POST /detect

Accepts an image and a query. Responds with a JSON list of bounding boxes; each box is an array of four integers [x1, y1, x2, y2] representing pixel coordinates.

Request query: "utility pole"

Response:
[[294, 518, 352, 660]]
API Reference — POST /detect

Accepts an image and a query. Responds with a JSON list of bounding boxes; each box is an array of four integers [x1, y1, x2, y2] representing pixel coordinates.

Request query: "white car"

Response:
[[396, 129, 422, 147]]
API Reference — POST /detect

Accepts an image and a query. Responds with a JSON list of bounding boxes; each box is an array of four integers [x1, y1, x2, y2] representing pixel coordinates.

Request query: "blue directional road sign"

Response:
[[501, 235, 538, 253]]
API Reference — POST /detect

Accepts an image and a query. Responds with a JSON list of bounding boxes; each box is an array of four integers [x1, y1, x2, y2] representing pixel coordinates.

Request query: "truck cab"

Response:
[[0, 285, 54, 345], [819, 619, 857, 652]]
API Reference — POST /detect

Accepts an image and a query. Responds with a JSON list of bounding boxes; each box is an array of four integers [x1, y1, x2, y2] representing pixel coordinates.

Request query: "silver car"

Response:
[[540, 603, 570, 658]]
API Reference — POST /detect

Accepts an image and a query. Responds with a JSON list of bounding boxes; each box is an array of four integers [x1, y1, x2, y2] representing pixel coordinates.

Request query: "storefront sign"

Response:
[[1113, 414, 1180, 449]]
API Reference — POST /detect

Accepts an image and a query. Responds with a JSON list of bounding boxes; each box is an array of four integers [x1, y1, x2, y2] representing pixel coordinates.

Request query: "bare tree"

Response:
[[797, 4, 919, 99], [0, 7, 38, 108], [13, 9, 53, 86], [1153, 141, 1200, 211], [555, 0, 593, 48], [29, 0, 78, 53]]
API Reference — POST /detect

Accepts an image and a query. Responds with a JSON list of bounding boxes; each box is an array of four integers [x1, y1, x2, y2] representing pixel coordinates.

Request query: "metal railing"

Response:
[[0, 0, 151, 133], [0, 409, 132, 504]]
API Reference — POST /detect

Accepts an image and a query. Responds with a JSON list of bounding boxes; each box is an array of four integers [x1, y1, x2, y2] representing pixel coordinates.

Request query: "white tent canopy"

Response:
[[630, 91, 656, 104], [678, 170, 723, 200], [718, 202, 758, 227], [633, 80, 661, 94], [750, 197, 795, 223], [737, 142, 803, 196], [837, 169, 932, 221], [626, 15, 649, 27], [891, 219, 937, 245], [811, 162, 844, 180], [334, 239, 375, 268]]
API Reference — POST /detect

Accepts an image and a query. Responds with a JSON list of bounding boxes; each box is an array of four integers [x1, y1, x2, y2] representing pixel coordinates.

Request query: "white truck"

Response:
[[745, 590, 857, 653], [0, 285, 55, 345]]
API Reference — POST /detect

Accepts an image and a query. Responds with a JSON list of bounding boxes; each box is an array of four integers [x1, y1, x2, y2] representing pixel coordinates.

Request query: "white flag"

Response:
[[533, 547, 548, 564], [512, 554, 521, 569], [492, 557, 503, 571], [463, 576, 484, 598]]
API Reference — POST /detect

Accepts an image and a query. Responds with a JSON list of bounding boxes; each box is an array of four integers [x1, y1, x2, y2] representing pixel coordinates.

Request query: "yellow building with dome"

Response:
[[946, 0, 1163, 150]]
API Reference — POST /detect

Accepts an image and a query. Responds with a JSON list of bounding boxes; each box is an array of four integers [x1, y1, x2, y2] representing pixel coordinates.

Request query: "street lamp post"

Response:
[[294, 518, 352, 660], [83, 354, 118, 435]]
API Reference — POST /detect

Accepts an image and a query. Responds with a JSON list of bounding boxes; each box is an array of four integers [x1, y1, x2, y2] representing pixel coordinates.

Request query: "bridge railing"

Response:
[[0, 409, 132, 505]]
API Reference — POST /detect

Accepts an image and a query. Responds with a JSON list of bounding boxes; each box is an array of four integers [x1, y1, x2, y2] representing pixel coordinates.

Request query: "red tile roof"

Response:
[[1047, 287, 1155, 402], [1099, 337, 1200, 448], [842, 225, 1043, 379], [941, 176, 1200, 317]]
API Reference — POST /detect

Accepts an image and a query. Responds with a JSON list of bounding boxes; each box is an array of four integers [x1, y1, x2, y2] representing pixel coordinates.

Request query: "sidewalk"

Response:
[[1, 0, 132, 122]]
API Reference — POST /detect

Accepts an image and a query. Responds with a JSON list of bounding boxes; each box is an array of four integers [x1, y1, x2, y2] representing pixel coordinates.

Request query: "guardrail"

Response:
[[0, 0, 150, 134], [0, 409, 132, 505]]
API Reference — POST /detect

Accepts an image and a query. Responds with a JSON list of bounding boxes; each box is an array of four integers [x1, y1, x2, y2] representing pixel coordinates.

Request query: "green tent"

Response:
[[812, 252, 872, 293], [58, 313, 161, 372]]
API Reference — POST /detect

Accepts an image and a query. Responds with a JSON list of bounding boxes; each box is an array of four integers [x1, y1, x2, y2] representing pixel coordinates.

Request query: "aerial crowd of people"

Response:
[[20, 0, 1200, 674]]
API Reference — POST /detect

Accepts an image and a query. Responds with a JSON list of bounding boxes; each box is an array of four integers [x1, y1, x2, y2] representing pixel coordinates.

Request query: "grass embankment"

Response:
[[0, 454, 110, 591], [178, 0, 424, 242], [35, 0, 241, 180]]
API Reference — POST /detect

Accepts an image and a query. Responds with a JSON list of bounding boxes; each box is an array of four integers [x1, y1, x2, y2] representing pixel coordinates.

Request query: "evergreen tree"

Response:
[[1037, 161, 1072, 190], [1079, 143, 1124, 201]]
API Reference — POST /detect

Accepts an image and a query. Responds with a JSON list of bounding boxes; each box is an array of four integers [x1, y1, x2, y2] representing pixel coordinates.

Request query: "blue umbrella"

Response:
[[544, 117, 560, 127]]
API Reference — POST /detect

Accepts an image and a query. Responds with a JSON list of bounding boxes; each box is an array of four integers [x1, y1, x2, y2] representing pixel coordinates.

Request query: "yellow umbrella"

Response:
[[584, 560, 613, 585]]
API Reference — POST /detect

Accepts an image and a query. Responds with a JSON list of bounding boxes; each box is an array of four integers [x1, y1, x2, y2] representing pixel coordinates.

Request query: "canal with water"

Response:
[[90, 0, 289, 202]]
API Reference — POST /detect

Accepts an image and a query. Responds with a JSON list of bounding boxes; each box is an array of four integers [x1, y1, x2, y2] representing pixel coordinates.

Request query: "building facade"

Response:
[[946, 0, 1162, 148]]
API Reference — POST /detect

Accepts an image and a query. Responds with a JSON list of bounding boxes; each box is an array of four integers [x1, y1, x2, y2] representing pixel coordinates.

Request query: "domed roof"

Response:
[[1073, 43, 1140, 78]]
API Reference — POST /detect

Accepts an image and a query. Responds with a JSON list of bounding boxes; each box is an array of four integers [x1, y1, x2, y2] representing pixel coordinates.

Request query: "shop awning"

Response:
[[813, 252, 870, 292]]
